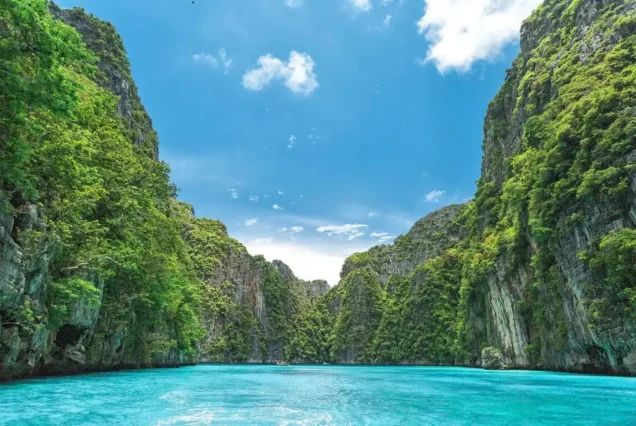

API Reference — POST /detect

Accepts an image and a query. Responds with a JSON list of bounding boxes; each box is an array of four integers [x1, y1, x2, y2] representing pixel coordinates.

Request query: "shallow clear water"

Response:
[[1, 365, 636, 425]]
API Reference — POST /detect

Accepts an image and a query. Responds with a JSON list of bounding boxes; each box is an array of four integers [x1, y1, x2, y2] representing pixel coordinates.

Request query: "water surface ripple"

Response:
[[1, 365, 635, 425]]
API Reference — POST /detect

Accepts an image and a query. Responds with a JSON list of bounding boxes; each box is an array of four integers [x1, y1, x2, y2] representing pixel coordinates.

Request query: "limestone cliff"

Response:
[[2, 0, 634, 381], [329, 0, 636, 375], [0, 3, 329, 380], [1, 3, 188, 381], [466, 0, 636, 374], [171, 202, 329, 363], [50, 4, 160, 158], [0, 2, 332, 381], [326, 205, 467, 365]]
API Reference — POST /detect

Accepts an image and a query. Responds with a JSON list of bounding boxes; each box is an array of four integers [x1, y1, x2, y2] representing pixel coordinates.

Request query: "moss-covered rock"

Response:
[[481, 347, 506, 370]]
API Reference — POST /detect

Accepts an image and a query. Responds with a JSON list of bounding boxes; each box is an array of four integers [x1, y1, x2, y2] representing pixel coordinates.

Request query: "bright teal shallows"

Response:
[[1, 366, 635, 425]]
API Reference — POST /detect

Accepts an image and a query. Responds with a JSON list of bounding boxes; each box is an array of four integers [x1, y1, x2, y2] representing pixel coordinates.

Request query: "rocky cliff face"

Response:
[[339, 205, 465, 286], [328, 0, 636, 375], [326, 205, 466, 365], [0, 206, 51, 379], [2, 0, 633, 380], [171, 202, 329, 364], [0, 4, 186, 381], [466, 0, 636, 374], [0, 3, 329, 381], [50, 4, 159, 158]]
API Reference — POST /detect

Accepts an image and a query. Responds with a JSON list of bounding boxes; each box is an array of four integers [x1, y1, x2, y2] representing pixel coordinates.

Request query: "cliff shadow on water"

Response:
[[1, 0, 636, 381]]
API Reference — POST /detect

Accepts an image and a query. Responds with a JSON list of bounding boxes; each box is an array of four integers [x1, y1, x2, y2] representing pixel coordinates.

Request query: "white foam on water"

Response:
[[155, 409, 216, 425], [159, 390, 187, 405]]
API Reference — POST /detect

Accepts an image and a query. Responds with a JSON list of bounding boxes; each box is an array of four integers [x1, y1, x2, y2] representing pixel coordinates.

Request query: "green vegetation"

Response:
[[467, 0, 636, 359], [1, 0, 202, 365], [47, 277, 101, 329], [331, 268, 385, 363], [582, 228, 636, 327], [325, 0, 636, 368], [1, 0, 634, 377]]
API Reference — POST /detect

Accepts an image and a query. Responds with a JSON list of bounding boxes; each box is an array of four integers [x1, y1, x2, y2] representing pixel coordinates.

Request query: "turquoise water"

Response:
[[1, 365, 635, 425]]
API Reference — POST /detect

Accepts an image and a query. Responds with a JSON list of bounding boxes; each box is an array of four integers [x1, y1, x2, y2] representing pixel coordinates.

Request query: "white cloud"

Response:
[[350, 0, 372, 12], [227, 188, 239, 199], [273, 204, 284, 210], [245, 218, 258, 226], [243, 238, 367, 285], [278, 190, 285, 195], [217, 48, 233, 74], [425, 189, 445, 202], [287, 135, 297, 149], [368, 212, 376, 217], [370, 232, 395, 243], [193, 48, 233, 73], [417, 0, 543, 72], [285, 0, 303, 7], [383, 14, 392, 27], [317, 223, 367, 240], [249, 195, 260, 202], [242, 51, 319, 96], [278, 225, 305, 236], [192, 53, 218, 68]]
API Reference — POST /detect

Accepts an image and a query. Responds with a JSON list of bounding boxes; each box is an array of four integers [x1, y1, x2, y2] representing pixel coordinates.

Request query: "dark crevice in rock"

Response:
[[55, 325, 87, 347]]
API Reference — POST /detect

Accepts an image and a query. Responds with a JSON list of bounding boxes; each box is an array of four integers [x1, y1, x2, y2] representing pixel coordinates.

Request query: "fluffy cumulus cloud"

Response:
[[417, 0, 543, 72], [350, 0, 372, 12], [242, 51, 319, 96], [249, 195, 260, 202], [285, 0, 303, 8], [425, 189, 445, 202], [227, 188, 239, 199], [192, 48, 233, 74], [273, 204, 284, 210], [383, 14, 392, 27], [370, 232, 395, 243], [278, 190, 285, 195], [317, 223, 367, 240], [245, 218, 258, 226]]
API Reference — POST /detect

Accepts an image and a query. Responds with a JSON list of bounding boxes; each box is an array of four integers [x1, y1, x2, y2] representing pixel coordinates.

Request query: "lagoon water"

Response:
[[1, 365, 635, 425]]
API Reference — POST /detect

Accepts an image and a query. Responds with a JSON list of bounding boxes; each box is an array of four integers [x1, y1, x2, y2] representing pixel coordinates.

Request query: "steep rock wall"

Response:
[[1, 3, 195, 380], [50, 4, 159, 157], [0, 3, 329, 381], [469, 0, 636, 374], [329, 0, 636, 375], [173, 202, 329, 363]]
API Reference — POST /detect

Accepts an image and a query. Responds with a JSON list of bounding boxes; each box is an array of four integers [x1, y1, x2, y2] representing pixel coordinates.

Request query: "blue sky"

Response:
[[58, 0, 542, 284]]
